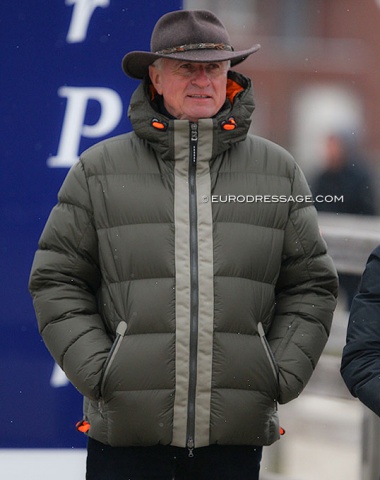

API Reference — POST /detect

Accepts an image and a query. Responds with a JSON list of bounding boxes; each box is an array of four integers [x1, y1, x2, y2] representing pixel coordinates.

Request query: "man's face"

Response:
[[149, 59, 229, 122]]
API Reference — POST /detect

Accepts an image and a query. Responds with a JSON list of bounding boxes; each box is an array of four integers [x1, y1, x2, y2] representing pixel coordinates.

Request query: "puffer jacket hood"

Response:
[[29, 70, 338, 450], [128, 71, 254, 161]]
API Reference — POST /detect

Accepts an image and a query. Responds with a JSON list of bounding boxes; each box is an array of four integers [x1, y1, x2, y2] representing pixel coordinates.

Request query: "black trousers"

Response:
[[86, 438, 262, 480]]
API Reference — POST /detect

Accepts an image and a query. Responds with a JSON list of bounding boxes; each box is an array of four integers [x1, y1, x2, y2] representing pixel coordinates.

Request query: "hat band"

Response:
[[155, 42, 234, 55]]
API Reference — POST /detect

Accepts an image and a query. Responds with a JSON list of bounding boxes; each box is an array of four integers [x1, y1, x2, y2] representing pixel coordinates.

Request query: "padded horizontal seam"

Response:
[[86, 172, 169, 178], [57, 199, 93, 216], [106, 276, 174, 286], [214, 274, 275, 286], [215, 171, 292, 180], [213, 221, 284, 231], [116, 332, 174, 337], [97, 221, 174, 232], [212, 386, 274, 393], [112, 387, 175, 393], [213, 331, 257, 337]]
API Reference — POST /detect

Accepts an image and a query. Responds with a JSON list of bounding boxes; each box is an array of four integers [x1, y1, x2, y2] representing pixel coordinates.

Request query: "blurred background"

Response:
[[188, 0, 380, 192], [2, 1, 380, 478]]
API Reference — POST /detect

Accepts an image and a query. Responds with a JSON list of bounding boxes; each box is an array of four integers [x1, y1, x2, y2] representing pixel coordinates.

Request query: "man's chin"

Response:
[[181, 107, 218, 122]]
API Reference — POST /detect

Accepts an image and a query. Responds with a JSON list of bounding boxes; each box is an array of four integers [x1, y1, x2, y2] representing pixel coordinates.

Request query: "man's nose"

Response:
[[191, 66, 211, 85]]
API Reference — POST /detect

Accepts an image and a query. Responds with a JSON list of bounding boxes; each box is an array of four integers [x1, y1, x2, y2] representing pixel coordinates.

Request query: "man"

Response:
[[29, 9, 338, 480], [341, 245, 380, 416], [312, 131, 376, 308]]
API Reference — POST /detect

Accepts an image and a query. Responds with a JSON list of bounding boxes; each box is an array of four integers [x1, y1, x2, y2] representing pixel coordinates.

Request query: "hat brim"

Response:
[[122, 44, 261, 79]]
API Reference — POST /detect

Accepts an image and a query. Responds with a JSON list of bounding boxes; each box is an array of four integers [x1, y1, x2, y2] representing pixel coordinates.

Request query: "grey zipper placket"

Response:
[[186, 122, 199, 457]]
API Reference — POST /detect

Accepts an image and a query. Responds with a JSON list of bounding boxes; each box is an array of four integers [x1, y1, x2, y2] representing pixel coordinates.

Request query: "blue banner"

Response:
[[1, 0, 181, 448]]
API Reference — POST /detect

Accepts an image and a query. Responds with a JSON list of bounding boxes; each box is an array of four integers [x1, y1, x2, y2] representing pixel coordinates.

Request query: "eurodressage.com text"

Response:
[[203, 194, 344, 204]]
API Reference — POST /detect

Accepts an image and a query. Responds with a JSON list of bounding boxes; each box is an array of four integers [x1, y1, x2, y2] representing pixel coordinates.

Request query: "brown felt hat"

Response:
[[122, 10, 261, 79]]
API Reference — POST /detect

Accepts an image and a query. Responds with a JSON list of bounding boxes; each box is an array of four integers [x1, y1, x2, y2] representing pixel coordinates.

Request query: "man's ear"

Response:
[[149, 65, 163, 95]]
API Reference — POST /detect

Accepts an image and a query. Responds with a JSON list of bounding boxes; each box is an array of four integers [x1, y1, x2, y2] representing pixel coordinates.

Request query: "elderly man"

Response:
[[29, 9, 338, 480]]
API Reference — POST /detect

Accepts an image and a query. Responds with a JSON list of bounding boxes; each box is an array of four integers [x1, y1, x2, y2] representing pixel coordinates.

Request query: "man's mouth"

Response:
[[188, 95, 211, 98]]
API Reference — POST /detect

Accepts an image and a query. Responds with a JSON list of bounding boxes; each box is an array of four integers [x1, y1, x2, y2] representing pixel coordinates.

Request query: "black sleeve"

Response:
[[341, 245, 380, 416]]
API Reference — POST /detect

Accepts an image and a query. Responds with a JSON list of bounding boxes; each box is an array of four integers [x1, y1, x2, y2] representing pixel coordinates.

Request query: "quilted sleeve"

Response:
[[28, 159, 112, 400], [268, 163, 338, 404]]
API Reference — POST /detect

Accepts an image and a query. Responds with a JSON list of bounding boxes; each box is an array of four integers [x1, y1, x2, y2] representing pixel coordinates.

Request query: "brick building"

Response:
[[186, 0, 380, 182]]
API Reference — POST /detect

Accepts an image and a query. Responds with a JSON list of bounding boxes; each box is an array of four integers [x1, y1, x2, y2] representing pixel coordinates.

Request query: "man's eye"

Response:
[[180, 63, 193, 70]]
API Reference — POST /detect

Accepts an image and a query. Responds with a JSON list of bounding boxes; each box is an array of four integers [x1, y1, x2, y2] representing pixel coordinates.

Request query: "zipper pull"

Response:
[[190, 122, 198, 142], [257, 322, 265, 337], [187, 437, 195, 458], [116, 320, 128, 336], [190, 123, 198, 166]]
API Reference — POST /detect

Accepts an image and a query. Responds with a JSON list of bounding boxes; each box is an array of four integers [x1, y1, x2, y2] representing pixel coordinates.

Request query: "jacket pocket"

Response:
[[257, 322, 279, 383], [100, 321, 128, 397]]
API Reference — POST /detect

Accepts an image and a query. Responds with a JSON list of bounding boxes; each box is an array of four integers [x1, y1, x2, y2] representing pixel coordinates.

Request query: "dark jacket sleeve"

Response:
[[28, 160, 113, 401], [341, 245, 380, 416], [268, 163, 339, 404]]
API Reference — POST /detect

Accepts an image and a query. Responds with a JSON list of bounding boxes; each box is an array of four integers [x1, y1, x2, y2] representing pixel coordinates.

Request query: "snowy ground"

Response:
[[261, 394, 362, 480], [0, 448, 86, 480]]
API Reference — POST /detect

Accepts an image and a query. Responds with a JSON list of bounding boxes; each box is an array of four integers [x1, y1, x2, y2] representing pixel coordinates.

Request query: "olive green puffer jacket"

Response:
[[29, 71, 338, 450]]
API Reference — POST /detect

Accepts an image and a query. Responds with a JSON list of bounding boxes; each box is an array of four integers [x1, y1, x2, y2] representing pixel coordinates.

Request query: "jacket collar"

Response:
[[128, 70, 255, 161]]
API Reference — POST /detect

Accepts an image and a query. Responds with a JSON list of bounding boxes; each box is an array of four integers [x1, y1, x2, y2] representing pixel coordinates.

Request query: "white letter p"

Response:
[[48, 86, 123, 168]]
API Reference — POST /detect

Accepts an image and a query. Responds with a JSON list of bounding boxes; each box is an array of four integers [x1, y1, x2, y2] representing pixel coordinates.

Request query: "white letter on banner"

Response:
[[66, 0, 110, 43], [48, 86, 123, 168], [50, 363, 69, 388]]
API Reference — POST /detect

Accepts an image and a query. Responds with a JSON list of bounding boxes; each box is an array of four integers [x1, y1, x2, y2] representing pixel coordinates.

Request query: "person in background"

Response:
[[312, 131, 376, 308], [29, 9, 338, 480], [341, 245, 380, 416]]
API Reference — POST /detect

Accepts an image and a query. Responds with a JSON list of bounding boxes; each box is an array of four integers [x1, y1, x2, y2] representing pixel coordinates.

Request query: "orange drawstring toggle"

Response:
[[151, 118, 167, 130], [76, 420, 90, 433], [221, 117, 237, 131]]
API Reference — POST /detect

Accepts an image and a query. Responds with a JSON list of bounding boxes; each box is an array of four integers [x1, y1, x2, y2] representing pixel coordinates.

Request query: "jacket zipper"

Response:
[[100, 320, 128, 397], [187, 122, 199, 458], [257, 322, 278, 381]]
